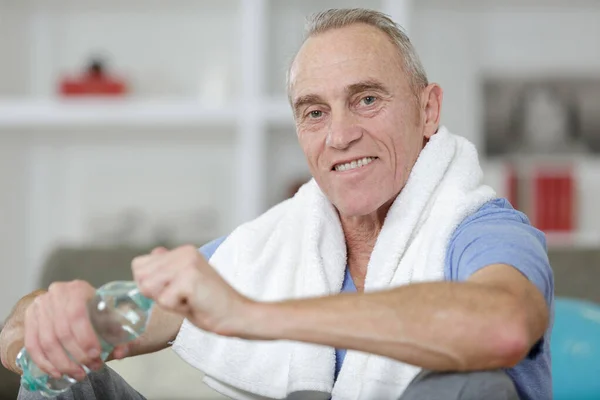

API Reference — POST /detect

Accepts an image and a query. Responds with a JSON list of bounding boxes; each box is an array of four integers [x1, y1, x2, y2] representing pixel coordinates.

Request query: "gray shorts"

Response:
[[17, 367, 519, 400]]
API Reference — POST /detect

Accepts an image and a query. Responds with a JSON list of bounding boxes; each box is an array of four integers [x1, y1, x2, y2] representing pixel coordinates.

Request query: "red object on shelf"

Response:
[[533, 167, 574, 232], [59, 59, 127, 97], [60, 77, 126, 96]]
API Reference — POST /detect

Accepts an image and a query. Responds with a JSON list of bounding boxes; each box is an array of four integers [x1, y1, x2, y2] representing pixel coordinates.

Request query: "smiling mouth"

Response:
[[333, 157, 378, 172]]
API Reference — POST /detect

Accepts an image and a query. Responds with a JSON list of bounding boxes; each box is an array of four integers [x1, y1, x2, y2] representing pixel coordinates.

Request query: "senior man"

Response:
[[1, 8, 552, 400]]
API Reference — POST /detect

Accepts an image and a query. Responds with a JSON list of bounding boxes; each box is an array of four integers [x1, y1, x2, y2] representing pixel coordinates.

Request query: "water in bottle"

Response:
[[16, 281, 154, 398]]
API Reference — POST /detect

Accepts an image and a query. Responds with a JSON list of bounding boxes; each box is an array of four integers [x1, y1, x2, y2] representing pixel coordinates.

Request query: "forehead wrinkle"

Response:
[[291, 57, 379, 99], [289, 26, 404, 105]]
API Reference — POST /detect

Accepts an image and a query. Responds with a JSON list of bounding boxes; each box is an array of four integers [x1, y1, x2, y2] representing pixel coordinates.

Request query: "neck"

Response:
[[339, 200, 394, 290]]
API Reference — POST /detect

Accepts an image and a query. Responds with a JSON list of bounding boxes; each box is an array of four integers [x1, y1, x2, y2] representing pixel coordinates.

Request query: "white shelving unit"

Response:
[[0, 97, 293, 127], [0, 0, 408, 224], [0, 99, 239, 127]]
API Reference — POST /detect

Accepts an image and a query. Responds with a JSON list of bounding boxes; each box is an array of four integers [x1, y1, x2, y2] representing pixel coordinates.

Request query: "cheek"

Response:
[[380, 124, 421, 181], [298, 130, 325, 170], [395, 135, 422, 180]]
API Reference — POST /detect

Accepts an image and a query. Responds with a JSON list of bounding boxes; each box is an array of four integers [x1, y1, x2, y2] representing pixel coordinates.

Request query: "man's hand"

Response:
[[132, 245, 251, 336], [21, 280, 102, 381]]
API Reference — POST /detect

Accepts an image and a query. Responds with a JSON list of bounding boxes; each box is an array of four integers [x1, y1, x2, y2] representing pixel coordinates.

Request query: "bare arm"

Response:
[[111, 306, 184, 359], [133, 247, 549, 372], [0, 290, 46, 373], [226, 264, 549, 371], [0, 289, 184, 374]]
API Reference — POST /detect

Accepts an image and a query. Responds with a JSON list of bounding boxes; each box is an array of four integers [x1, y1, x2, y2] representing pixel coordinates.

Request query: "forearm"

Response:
[[234, 282, 530, 371], [117, 306, 184, 359], [0, 290, 183, 368], [0, 289, 47, 372]]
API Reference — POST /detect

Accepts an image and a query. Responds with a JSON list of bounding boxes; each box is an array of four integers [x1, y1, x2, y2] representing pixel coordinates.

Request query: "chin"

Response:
[[332, 196, 385, 218]]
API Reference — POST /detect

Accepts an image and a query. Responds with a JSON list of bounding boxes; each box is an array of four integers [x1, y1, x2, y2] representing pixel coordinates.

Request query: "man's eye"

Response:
[[361, 96, 377, 105], [308, 110, 322, 118]]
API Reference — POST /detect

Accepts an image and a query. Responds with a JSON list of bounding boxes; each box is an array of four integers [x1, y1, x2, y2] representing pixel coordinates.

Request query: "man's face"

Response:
[[289, 24, 430, 218]]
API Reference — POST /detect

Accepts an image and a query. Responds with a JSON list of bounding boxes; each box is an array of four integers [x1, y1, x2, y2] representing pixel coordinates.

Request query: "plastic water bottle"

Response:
[[16, 281, 154, 398]]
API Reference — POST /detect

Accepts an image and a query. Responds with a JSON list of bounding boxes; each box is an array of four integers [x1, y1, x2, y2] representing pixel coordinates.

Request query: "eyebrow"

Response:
[[345, 80, 391, 98], [292, 80, 391, 117], [292, 94, 325, 118]]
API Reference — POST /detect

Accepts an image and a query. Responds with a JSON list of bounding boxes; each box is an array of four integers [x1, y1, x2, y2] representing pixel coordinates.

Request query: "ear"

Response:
[[420, 83, 443, 139]]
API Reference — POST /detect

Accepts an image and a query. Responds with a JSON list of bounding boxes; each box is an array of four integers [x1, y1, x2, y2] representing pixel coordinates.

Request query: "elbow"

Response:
[[488, 311, 531, 368], [494, 328, 530, 368]]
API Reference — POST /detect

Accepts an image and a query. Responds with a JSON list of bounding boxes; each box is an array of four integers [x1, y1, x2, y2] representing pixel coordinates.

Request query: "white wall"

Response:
[[412, 8, 483, 146], [266, 126, 310, 207], [267, 0, 387, 96], [32, 129, 234, 246], [0, 135, 29, 320], [479, 7, 600, 75], [413, 4, 600, 144], [0, 5, 29, 96]]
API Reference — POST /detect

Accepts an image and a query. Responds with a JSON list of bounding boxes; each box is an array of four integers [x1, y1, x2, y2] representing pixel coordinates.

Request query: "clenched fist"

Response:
[[132, 245, 251, 336]]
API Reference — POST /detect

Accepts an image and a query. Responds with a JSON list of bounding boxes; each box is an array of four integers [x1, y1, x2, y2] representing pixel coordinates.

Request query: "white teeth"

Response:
[[334, 157, 375, 172]]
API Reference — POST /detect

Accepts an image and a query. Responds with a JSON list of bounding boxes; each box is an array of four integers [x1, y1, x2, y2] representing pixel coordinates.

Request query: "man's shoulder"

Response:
[[445, 198, 551, 284], [451, 197, 546, 248], [457, 197, 532, 229]]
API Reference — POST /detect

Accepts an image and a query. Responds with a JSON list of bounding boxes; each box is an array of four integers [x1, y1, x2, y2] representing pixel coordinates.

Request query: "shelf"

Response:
[[0, 99, 240, 128], [0, 98, 296, 129]]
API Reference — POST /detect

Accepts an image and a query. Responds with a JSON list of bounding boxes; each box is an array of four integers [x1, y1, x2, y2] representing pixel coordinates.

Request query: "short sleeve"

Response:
[[446, 200, 554, 307], [198, 236, 228, 260]]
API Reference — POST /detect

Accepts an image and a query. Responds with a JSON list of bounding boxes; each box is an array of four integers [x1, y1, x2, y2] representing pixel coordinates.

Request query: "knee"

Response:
[[400, 369, 519, 400], [17, 367, 143, 400], [17, 385, 73, 400], [16, 369, 104, 400]]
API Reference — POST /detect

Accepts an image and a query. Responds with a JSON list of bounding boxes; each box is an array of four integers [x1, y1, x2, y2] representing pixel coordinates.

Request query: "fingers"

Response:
[[23, 281, 100, 381], [156, 275, 195, 315], [151, 246, 168, 255], [49, 286, 99, 375], [132, 254, 168, 299], [61, 284, 102, 371], [132, 248, 185, 300], [36, 295, 85, 380], [24, 299, 61, 378], [132, 245, 216, 321]]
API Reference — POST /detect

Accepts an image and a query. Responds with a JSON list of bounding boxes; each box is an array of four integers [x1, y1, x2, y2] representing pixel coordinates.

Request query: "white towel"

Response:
[[172, 126, 496, 400]]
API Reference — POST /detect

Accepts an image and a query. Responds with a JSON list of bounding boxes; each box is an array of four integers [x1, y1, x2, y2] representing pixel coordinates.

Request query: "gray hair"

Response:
[[287, 8, 428, 99]]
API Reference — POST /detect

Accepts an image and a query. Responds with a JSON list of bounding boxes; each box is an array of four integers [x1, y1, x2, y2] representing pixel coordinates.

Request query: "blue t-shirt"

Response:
[[198, 198, 553, 400]]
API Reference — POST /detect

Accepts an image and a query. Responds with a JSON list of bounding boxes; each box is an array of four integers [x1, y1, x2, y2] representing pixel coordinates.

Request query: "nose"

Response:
[[326, 110, 363, 150]]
